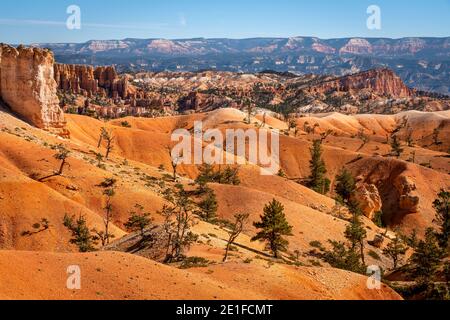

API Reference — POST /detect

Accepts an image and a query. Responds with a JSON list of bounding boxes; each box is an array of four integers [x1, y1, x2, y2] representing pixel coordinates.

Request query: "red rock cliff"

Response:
[[308, 68, 413, 98], [0, 44, 69, 137]]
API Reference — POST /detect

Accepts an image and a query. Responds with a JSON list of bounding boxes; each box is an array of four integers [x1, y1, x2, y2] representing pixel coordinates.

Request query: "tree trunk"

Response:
[[360, 242, 366, 265], [223, 243, 231, 262], [58, 159, 66, 175]]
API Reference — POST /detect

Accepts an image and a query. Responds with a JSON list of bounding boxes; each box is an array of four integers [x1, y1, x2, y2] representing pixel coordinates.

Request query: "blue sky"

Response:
[[0, 0, 449, 44]]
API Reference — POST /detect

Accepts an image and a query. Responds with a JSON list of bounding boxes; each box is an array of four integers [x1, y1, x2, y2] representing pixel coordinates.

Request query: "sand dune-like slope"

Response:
[[0, 106, 447, 300], [0, 250, 401, 300]]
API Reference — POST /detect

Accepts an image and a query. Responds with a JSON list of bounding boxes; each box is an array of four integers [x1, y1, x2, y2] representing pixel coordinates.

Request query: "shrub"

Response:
[[180, 257, 210, 269]]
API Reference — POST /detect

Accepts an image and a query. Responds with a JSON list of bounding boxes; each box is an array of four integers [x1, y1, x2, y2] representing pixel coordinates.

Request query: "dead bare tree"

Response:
[[97, 127, 108, 148], [167, 146, 181, 182], [94, 178, 117, 246], [103, 130, 115, 160], [356, 128, 369, 151], [223, 213, 249, 262]]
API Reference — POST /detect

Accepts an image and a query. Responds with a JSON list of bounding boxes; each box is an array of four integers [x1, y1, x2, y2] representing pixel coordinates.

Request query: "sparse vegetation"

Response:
[[63, 214, 96, 252], [383, 234, 408, 270], [390, 135, 404, 158], [120, 121, 132, 128], [409, 229, 444, 285], [124, 204, 152, 238], [334, 169, 356, 206], [223, 213, 249, 262], [251, 199, 293, 258], [160, 184, 198, 263], [433, 189, 450, 251], [179, 257, 210, 269], [195, 164, 241, 189], [94, 178, 117, 246], [38, 144, 70, 181], [307, 139, 330, 195], [197, 189, 218, 222]]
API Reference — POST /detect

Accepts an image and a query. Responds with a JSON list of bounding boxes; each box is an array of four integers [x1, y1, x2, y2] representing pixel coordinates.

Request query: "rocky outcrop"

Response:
[[54, 64, 129, 99], [394, 176, 420, 213], [0, 44, 68, 137], [308, 69, 413, 98], [351, 182, 383, 220], [339, 38, 373, 55]]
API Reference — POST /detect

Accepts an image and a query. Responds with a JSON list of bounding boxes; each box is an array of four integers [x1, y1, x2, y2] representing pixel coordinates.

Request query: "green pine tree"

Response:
[[383, 235, 408, 269], [322, 240, 366, 274], [198, 189, 218, 222], [390, 135, 404, 158], [335, 169, 356, 205], [344, 213, 368, 265], [63, 214, 96, 253], [124, 204, 152, 238], [308, 139, 330, 195], [251, 199, 293, 258], [433, 189, 450, 251], [409, 228, 444, 285]]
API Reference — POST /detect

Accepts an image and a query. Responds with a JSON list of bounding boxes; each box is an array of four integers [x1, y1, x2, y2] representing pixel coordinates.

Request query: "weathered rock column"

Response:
[[0, 44, 69, 137]]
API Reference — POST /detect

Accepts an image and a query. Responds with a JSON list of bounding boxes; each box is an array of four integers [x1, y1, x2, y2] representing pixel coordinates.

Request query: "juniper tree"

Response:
[[433, 189, 450, 251], [308, 139, 330, 195], [223, 213, 249, 262], [251, 199, 293, 258]]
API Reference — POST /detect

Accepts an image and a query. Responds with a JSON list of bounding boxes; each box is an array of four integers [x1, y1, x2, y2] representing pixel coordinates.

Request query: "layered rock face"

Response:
[[54, 64, 129, 99], [308, 69, 413, 98], [0, 44, 68, 137]]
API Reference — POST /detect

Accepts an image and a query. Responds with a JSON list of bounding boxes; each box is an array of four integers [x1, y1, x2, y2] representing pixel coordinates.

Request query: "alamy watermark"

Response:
[[367, 265, 382, 290], [367, 5, 382, 30], [66, 265, 81, 290], [171, 121, 280, 176], [66, 5, 81, 30]]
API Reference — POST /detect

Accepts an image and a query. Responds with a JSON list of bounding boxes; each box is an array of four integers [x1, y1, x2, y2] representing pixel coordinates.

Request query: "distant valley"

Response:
[[35, 37, 450, 95]]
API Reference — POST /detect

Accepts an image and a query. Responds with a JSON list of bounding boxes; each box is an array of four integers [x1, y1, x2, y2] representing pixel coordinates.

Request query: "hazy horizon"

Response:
[[1, 0, 449, 44], [8, 35, 444, 46]]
